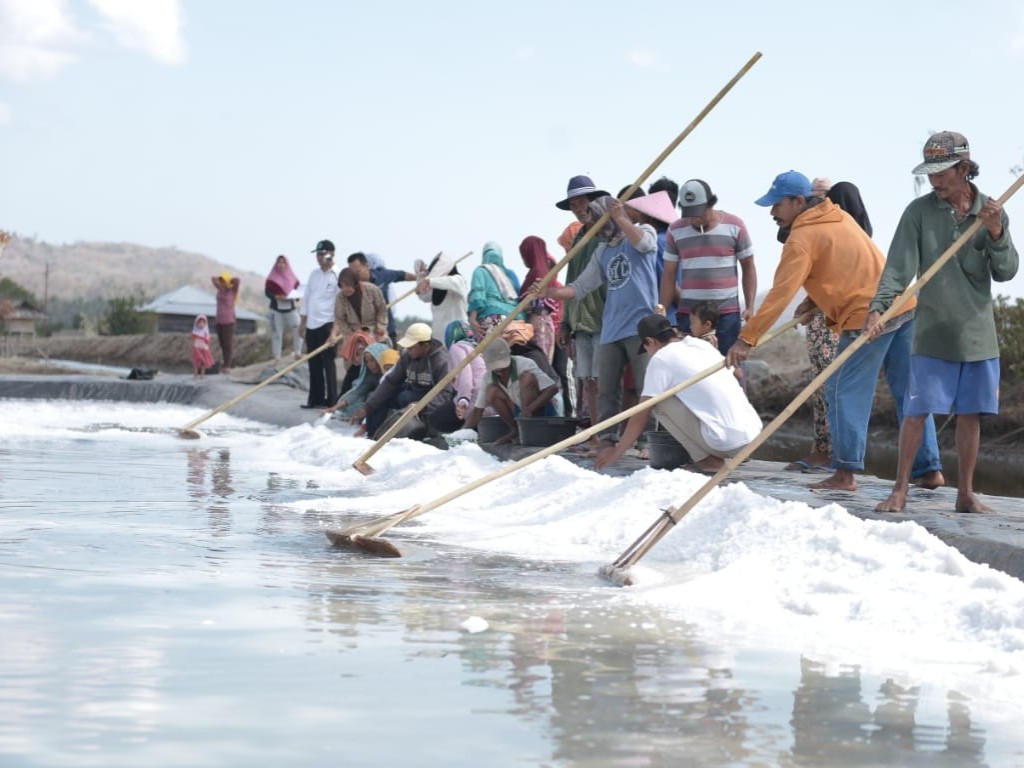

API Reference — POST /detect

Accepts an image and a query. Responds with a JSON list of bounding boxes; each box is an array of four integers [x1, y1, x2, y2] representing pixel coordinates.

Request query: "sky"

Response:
[[3, 0, 1024, 312]]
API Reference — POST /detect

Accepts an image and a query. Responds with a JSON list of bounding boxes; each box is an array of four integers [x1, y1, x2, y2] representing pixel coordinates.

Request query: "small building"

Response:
[[138, 285, 262, 335], [0, 298, 47, 336]]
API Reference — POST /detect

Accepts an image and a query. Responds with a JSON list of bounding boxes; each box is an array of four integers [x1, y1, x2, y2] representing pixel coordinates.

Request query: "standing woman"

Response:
[[210, 271, 240, 373], [328, 267, 388, 350], [265, 254, 302, 362], [415, 252, 468, 341], [467, 241, 522, 339], [519, 235, 562, 363]]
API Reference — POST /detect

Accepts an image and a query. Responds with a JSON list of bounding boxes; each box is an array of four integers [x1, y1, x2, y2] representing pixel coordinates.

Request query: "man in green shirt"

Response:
[[867, 132, 1018, 514]]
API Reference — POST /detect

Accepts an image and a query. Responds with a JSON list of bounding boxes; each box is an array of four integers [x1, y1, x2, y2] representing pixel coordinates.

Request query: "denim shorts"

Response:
[[904, 355, 1000, 416]]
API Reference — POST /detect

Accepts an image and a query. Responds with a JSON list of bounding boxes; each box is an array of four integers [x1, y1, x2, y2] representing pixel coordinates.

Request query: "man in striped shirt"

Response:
[[658, 179, 757, 356]]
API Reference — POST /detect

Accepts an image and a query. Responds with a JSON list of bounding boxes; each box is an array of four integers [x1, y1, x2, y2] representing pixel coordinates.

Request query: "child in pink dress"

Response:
[[191, 315, 216, 378]]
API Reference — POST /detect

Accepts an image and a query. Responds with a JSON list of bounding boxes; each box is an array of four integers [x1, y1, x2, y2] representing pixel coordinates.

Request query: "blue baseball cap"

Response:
[[754, 171, 812, 207]]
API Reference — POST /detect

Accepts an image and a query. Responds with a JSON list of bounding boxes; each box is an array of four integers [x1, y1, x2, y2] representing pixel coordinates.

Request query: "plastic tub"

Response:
[[517, 417, 579, 447], [645, 430, 691, 469], [477, 415, 512, 443]]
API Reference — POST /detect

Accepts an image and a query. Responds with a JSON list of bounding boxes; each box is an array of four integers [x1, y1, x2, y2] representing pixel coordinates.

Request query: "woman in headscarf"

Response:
[[210, 270, 240, 373], [467, 241, 522, 338], [518, 235, 563, 364], [336, 329, 376, 396], [415, 252, 468, 341], [780, 180, 873, 472], [265, 254, 302, 362], [325, 342, 390, 431], [329, 267, 388, 353], [443, 320, 487, 424]]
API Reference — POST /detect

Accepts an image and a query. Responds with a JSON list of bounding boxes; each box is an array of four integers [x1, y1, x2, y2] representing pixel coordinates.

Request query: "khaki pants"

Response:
[[652, 396, 744, 463]]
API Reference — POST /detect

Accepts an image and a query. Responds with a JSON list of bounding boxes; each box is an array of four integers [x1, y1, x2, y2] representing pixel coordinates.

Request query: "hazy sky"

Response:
[[3, 0, 1024, 308]]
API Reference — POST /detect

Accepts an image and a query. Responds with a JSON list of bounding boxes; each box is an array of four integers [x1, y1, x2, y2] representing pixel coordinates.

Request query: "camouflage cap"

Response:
[[912, 131, 970, 175]]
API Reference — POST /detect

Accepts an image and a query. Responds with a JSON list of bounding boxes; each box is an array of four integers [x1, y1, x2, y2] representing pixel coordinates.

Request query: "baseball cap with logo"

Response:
[[397, 322, 433, 348], [754, 171, 812, 207], [912, 131, 970, 175], [678, 179, 718, 217], [312, 239, 335, 254]]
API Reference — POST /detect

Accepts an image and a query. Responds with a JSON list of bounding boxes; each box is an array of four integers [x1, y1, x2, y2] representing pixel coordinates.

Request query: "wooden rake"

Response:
[[325, 318, 800, 557], [350, 51, 764, 476], [600, 172, 1024, 587]]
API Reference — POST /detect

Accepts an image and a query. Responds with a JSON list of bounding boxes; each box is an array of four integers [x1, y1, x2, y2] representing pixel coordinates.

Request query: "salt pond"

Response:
[[2, 399, 1023, 767]]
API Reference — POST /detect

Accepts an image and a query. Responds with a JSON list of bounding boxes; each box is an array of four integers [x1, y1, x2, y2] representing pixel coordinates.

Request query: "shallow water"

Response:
[[1, 400, 1023, 767]]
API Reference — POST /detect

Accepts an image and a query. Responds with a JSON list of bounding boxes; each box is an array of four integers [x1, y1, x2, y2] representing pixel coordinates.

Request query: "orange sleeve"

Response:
[[740, 242, 813, 347]]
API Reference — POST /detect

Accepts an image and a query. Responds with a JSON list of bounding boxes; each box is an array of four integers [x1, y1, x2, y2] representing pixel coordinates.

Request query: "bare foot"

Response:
[[693, 456, 726, 473], [875, 488, 908, 513], [955, 492, 992, 514], [495, 432, 520, 446], [913, 471, 945, 490], [809, 471, 858, 492]]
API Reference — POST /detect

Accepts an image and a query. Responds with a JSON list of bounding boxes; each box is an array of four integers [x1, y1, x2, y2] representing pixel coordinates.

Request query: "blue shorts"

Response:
[[903, 355, 1000, 416]]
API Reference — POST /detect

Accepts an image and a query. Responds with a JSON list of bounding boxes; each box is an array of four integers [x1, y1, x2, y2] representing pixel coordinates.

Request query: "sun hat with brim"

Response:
[[755, 171, 812, 207], [555, 175, 610, 210], [397, 322, 433, 348], [912, 131, 970, 175], [481, 338, 512, 370], [625, 190, 677, 225]]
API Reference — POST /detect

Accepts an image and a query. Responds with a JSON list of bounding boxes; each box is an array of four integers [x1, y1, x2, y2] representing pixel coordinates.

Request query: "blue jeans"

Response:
[[824, 319, 940, 476]]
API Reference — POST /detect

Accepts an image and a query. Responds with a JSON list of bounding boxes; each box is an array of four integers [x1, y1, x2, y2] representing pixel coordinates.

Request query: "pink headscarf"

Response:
[[266, 255, 300, 296], [518, 235, 563, 326]]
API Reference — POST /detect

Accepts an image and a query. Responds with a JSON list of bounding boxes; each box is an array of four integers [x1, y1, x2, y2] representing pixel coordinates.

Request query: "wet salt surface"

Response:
[[2, 400, 1023, 767]]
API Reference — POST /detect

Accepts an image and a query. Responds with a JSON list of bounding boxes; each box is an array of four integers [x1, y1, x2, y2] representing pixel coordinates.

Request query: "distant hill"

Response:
[[0, 234, 268, 315]]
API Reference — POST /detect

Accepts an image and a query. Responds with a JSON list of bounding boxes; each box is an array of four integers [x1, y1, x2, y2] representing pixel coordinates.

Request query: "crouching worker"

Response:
[[465, 338, 559, 445], [595, 314, 762, 473], [351, 322, 461, 440]]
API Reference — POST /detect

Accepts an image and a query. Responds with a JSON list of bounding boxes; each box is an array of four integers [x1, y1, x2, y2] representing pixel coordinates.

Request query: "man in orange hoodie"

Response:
[[726, 171, 942, 492]]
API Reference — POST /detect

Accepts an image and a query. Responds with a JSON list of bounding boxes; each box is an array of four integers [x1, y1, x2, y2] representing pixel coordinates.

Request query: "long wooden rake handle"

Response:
[[603, 173, 1024, 583], [385, 250, 473, 308], [331, 317, 800, 542], [351, 51, 763, 474], [178, 339, 335, 436]]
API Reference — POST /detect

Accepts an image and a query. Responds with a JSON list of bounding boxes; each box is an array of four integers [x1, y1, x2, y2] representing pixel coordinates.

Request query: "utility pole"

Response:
[[44, 263, 49, 315]]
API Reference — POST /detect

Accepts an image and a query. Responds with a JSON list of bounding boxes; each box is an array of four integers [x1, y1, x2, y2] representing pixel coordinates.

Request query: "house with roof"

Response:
[[0, 298, 47, 336], [138, 285, 262, 334]]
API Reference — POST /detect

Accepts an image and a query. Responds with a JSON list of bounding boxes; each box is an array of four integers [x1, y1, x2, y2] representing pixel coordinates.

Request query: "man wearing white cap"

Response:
[[868, 131, 1018, 514], [659, 179, 757, 356], [464, 338, 559, 444], [352, 322, 459, 439]]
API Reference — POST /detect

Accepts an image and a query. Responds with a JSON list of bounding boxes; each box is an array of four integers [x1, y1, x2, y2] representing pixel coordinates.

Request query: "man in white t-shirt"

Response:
[[465, 338, 559, 444], [595, 314, 762, 473]]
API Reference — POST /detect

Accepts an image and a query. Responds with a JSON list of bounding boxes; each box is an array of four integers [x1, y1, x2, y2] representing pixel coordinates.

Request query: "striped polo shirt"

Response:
[[665, 211, 753, 315]]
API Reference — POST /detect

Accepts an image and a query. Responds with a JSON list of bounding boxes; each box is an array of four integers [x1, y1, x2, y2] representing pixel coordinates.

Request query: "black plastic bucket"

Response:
[[517, 417, 579, 447], [645, 430, 691, 469], [477, 415, 512, 443]]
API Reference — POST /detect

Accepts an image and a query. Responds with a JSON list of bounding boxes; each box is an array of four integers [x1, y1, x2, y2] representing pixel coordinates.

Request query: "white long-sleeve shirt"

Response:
[[300, 267, 338, 328]]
